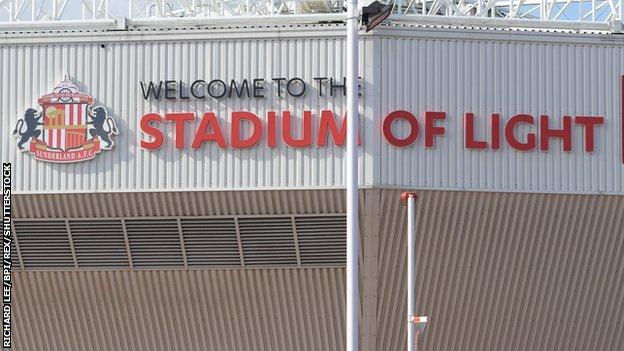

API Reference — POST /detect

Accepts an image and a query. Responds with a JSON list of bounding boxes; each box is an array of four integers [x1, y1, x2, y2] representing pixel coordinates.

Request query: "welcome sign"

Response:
[[138, 76, 613, 159], [13, 76, 620, 163]]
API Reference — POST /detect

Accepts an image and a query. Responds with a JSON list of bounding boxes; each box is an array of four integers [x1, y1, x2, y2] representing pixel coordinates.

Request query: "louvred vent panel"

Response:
[[125, 219, 184, 268], [70, 220, 129, 268], [181, 218, 240, 267], [238, 217, 298, 266], [14, 220, 74, 269], [296, 216, 346, 265]]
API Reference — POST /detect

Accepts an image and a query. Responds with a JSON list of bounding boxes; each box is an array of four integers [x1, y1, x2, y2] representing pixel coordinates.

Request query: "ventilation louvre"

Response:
[[125, 219, 184, 268], [13, 221, 74, 269], [238, 217, 298, 266], [13, 215, 346, 269], [181, 218, 240, 267], [296, 216, 347, 265], [70, 220, 129, 268], [11, 235, 20, 270]]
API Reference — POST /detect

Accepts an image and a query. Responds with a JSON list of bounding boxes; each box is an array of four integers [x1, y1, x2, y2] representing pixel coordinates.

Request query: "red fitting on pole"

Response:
[[400, 192, 418, 206]]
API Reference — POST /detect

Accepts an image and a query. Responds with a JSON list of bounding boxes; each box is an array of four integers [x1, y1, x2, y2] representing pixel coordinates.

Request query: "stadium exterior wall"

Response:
[[1, 25, 623, 195], [3, 23, 624, 351], [11, 189, 624, 351]]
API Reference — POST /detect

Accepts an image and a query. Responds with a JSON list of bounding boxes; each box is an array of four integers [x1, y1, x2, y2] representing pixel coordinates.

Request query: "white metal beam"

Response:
[[0, 0, 621, 31]]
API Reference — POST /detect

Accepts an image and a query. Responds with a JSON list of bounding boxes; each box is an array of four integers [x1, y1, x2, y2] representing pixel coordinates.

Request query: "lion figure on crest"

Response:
[[87, 106, 118, 150], [13, 108, 43, 150]]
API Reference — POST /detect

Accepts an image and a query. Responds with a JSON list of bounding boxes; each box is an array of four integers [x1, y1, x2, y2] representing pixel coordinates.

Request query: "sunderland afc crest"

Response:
[[13, 77, 118, 163]]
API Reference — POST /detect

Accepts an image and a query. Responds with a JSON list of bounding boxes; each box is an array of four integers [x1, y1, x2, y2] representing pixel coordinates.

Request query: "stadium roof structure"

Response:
[[0, 0, 622, 32]]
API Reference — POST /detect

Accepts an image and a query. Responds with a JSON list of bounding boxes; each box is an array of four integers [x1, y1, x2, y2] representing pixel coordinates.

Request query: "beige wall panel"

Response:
[[13, 190, 346, 218], [13, 268, 345, 351], [376, 190, 624, 351], [11, 190, 624, 350]]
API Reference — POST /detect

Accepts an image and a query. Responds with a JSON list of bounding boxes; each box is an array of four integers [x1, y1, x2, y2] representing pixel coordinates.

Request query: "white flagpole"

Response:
[[402, 192, 426, 351], [346, 0, 360, 349], [407, 193, 416, 351]]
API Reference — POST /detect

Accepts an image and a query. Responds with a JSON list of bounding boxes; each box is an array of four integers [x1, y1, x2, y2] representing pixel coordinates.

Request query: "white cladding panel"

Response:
[[377, 32, 624, 194], [0, 32, 373, 193], [1, 26, 623, 195]]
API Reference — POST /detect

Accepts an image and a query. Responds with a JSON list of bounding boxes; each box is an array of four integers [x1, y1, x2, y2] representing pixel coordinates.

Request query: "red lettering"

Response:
[[282, 111, 312, 147], [165, 113, 195, 149], [491, 114, 501, 150], [191, 112, 227, 148], [231, 111, 262, 148], [140, 113, 164, 150], [464, 113, 487, 149], [425, 111, 445, 148], [267, 111, 277, 148], [505, 114, 536, 151], [317, 110, 346, 147], [575, 116, 604, 153], [382, 110, 419, 147], [540, 115, 572, 152]]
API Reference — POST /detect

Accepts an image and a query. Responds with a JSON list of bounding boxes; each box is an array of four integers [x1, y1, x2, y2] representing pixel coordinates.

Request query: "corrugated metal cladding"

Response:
[[11, 189, 346, 218], [374, 189, 624, 351], [0, 27, 373, 193], [13, 269, 345, 351], [11, 189, 624, 350], [377, 32, 624, 194], [2, 26, 623, 195]]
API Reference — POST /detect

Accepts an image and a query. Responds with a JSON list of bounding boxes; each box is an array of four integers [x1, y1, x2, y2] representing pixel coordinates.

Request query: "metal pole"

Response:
[[407, 193, 416, 351], [346, 0, 359, 349]]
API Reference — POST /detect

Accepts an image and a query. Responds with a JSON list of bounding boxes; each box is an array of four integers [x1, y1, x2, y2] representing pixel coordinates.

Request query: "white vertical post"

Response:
[[406, 193, 417, 351], [346, 0, 359, 350], [579, 0, 584, 21]]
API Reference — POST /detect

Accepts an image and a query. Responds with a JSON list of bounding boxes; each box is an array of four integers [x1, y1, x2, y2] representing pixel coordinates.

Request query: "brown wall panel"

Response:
[[11, 190, 624, 350], [376, 190, 624, 351], [13, 268, 345, 351], [13, 190, 346, 219]]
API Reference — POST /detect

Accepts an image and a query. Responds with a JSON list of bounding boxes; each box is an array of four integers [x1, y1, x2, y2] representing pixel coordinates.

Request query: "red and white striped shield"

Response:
[[18, 77, 112, 163], [42, 103, 89, 151]]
